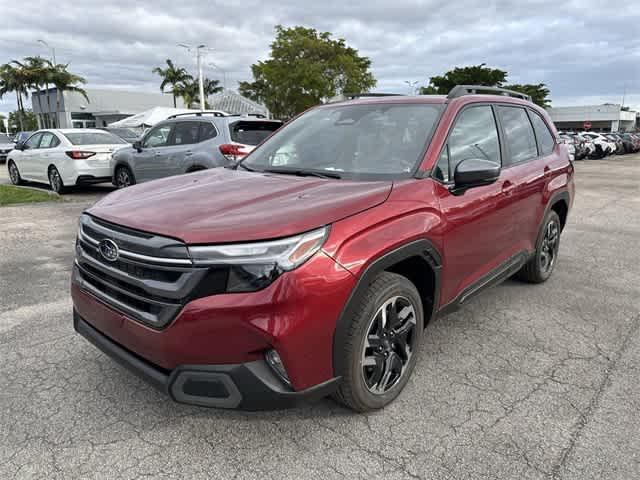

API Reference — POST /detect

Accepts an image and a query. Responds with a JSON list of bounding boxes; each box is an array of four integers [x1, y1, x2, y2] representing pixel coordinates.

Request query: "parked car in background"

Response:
[[72, 86, 574, 411], [0, 133, 15, 164], [580, 132, 614, 158], [570, 134, 591, 160], [603, 134, 625, 154], [559, 134, 575, 161], [110, 114, 283, 188], [620, 133, 640, 153], [7, 129, 128, 194], [98, 127, 140, 143], [12, 131, 33, 145]]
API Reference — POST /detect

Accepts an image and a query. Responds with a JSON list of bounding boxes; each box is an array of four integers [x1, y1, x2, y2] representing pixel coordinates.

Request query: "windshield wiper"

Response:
[[262, 168, 342, 179], [228, 162, 258, 172]]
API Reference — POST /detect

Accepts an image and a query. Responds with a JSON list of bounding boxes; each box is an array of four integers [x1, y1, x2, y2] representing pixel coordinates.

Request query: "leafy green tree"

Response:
[[50, 64, 89, 126], [239, 25, 376, 119], [418, 63, 551, 108], [175, 77, 222, 108], [152, 59, 193, 108], [8, 109, 37, 132], [0, 63, 30, 131], [503, 83, 551, 108], [0, 114, 6, 132]]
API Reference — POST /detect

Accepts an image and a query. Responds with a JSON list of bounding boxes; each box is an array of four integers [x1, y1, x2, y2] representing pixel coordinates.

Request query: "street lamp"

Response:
[[178, 43, 207, 111], [37, 39, 56, 64], [208, 62, 227, 90]]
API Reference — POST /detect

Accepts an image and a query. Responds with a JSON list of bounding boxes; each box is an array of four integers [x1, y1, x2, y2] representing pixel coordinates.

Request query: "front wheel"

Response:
[[517, 210, 561, 283], [333, 272, 424, 412], [114, 165, 135, 188], [8, 161, 22, 185]]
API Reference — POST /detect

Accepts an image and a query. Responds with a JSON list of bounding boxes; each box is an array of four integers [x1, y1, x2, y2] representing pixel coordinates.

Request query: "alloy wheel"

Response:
[[539, 220, 559, 273], [49, 168, 62, 193], [361, 295, 417, 394], [8, 163, 19, 184], [116, 168, 131, 188]]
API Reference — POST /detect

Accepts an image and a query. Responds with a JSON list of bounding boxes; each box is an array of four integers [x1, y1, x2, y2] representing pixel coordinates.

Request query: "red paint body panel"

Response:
[[89, 168, 391, 243], [72, 93, 575, 398]]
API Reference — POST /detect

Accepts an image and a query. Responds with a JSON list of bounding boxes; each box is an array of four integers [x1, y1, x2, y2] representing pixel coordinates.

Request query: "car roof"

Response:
[[325, 93, 537, 108]]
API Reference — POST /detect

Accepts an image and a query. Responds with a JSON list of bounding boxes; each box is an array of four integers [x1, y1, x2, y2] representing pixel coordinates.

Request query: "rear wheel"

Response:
[[48, 166, 67, 194], [333, 272, 424, 412], [8, 161, 22, 185], [115, 165, 135, 188], [517, 210, 561, 283]]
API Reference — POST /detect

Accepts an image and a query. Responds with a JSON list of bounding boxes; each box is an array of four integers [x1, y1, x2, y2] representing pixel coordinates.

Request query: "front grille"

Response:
[[74, 214, 213, 329]]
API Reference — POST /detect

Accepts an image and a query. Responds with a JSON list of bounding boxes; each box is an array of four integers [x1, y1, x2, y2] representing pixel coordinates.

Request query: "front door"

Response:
[[432, 104, 518, 306], [134, 124, 173, 182], [20, 132, 44, 179]]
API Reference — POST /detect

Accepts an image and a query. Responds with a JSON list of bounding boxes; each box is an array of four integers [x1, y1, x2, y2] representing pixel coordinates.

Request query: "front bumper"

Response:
[[74, 311, 340, 410]]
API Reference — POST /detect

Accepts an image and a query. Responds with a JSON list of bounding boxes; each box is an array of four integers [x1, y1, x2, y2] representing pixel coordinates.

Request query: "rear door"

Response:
[[433, 104, 517, 305], [496, 106, 552, 254], [133, 124, 173, 182]]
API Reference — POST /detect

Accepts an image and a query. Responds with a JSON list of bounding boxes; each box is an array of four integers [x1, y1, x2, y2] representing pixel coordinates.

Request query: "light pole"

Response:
[[208, 62, 227, 90], [179, 43, 207, 111], [37, 39, 56, 64], [404, 80, 419, 95]]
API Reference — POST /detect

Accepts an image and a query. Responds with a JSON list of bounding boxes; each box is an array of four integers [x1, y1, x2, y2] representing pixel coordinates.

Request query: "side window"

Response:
[[199, 122, 218, 142], [142, 125, 172, 148], [38, 133, 60, 149], [25, 133, 43, 149], [169, 122, 200, 146], [528, 111, 555, 156], [498, 106, 538, 165], [435, 105, 500, 183]]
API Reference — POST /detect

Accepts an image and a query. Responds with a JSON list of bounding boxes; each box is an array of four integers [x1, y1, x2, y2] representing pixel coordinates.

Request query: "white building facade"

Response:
[[547, 104, 637, 132]]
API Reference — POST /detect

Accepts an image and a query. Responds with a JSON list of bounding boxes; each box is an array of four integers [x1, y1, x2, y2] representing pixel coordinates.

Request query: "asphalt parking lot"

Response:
[[1, 156, 639, 480]]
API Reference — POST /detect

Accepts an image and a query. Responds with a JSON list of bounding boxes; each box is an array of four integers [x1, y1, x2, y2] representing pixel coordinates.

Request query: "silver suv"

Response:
[[110, 113, 282, 188]]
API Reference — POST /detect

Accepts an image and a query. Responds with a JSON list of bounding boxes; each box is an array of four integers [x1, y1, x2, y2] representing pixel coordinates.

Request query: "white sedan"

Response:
[[7, 129, 128, 194]]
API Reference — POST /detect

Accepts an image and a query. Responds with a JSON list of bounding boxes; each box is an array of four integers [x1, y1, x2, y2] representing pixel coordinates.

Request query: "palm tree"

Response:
[[50, 65, 89, 127], [0, 63, 28, 131], [15, 57, 51, 128], [152, 59, 192, 108], [175, 77, 222, 109], [203, 78, 223, 97]]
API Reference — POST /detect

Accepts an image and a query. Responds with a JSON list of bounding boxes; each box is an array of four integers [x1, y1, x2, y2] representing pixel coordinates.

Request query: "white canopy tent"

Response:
[[108, 107, 198, 128]]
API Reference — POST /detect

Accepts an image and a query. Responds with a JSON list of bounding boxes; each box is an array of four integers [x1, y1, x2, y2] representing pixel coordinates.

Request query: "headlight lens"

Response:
[[188, 226, 329, 270]]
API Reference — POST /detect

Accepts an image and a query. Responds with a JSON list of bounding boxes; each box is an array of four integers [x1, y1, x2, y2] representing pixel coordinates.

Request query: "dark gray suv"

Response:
[[110, 113, 282, 187]]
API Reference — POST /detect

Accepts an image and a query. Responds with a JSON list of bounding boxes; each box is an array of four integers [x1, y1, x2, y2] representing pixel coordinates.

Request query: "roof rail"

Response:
[[344, 92, 405, 99], [167, 110, 229, 119], [447, 85, 532, 102]]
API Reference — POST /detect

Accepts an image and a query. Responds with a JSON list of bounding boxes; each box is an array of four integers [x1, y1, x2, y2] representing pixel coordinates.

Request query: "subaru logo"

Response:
[[99, 239, 119, 262]]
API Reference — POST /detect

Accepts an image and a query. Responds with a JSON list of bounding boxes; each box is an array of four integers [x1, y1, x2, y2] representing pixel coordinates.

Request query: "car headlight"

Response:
[[188, 226, 330, 293]]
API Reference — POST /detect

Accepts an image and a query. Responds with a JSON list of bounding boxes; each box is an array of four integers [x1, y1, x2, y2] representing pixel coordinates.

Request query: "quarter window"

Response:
[[199, 122, 218, 142], [434, 105, 500, 183], [498, 106, 538, 165], [529, 111, 555, 156], [142, 125, 172, 148]]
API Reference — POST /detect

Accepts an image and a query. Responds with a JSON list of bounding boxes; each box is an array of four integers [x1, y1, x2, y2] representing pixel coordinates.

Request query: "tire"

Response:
[[333, 272, 424, 412], [517, 210, 561, 283], [8, 161, 22, 185], [114, 165, 135, 189], [48, 166, 67, 194]]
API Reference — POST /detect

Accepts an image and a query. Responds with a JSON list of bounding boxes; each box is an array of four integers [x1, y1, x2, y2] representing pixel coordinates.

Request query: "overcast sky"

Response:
[[1, 0, 639, 115]]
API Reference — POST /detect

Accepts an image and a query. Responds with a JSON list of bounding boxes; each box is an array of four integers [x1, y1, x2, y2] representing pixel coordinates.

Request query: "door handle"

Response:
[[154, 152, 162, 156], [502, 180, 516, 196], [185, 151, 193, 156]]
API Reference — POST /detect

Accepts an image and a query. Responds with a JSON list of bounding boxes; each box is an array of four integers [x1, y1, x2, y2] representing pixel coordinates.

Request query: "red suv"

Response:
[[72, 86, 574, 412]]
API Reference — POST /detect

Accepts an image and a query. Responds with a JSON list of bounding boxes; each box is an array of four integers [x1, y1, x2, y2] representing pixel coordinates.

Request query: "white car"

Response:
[[580, 132, 615, 158], [7, 129, 128, 194]]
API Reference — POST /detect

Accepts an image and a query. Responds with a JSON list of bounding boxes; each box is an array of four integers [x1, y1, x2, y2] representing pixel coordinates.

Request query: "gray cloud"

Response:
[[1, 0, 639, 114]]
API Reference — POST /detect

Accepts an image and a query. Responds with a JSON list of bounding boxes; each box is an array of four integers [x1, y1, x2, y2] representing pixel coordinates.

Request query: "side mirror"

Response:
[[15, 142, 25, 151], [453, 158, 500, 191], [132, 141, 142, 152]]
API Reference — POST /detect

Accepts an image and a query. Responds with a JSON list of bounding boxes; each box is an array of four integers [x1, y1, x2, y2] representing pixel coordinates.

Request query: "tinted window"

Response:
[[39, 132, 60, 148], [64, 131, 126, 145], [498, 106, 538, 164], [169, 122, 200, 146], [229, 121, 282, 146], [434, 105, 500, 183], [244, 104, 443, 180], [142, 125, 172, 148], [529, 112, 555, 156], [25, 133, 42, 149], [199, 122, 218, 142]]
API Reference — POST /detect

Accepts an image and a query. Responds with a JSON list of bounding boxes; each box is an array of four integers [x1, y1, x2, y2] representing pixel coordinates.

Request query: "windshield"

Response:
[[105, 128, 138, 141], [243, 103, 443, 180], [63, 131, 127, 145]]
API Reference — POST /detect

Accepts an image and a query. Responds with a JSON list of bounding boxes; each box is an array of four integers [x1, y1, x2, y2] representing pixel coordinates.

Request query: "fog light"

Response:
[[265, 349, 291, 387]]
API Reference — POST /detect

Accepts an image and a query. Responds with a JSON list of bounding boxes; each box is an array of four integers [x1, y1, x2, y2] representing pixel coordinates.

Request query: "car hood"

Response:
[[88, 168, 392, 244], [0, 143, 14, 150]]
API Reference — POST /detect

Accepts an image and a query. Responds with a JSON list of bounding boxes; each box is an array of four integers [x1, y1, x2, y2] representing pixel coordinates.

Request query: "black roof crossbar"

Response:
[[344, 93, 405, 99], [167, 111, 229, 119], [447, 85, 532, 102]]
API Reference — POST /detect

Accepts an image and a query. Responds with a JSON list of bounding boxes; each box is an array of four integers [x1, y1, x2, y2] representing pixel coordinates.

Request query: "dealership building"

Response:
[[31, 88, 186, 129], [547, 104, 638, 132]]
